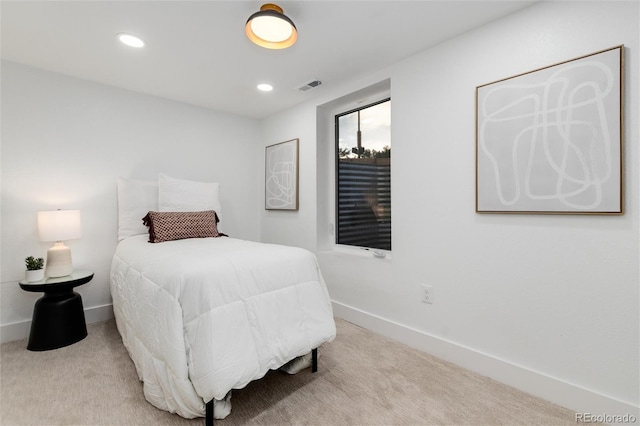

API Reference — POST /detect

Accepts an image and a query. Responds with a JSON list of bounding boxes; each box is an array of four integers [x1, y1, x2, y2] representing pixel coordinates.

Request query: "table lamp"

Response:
[[37, 209, 82, 278]]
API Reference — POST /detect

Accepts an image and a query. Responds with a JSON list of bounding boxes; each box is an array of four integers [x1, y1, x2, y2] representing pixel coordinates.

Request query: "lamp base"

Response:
[[45, 242, 73, 278]]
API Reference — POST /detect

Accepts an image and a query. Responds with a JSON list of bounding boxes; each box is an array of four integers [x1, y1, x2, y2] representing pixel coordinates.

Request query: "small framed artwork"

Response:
[[476, 45, 624, 214], [265, 138, 299, 210]]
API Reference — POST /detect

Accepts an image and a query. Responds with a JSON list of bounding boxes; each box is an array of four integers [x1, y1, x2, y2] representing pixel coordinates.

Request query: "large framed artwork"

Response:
[[476, 45, 624, 214], [265, 138, 299, 210]]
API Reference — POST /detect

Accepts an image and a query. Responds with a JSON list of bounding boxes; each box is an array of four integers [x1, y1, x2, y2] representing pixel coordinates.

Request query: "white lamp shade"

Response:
[[37, 210, 82, 242]]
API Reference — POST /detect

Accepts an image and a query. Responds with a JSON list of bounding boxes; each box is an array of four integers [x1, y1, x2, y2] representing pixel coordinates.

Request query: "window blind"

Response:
[[336, 158, 391, 250]]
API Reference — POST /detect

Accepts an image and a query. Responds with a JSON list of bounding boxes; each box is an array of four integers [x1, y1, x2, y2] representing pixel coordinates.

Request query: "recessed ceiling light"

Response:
[[117, 33, 145, 48], [257, 83, 274, 92]]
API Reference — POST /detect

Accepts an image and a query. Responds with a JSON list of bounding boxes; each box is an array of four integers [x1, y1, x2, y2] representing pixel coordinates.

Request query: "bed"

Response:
[[109, 175, 336, 422]]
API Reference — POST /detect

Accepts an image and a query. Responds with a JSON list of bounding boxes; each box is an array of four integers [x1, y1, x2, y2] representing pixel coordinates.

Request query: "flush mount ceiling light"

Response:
[[117, 33, 145, 48], [257, 83, 274, 92], [245, 3, 297, 49]]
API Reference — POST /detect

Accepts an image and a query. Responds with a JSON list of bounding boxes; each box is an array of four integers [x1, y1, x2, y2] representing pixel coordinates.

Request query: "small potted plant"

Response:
[[25, 256, 45, 282]]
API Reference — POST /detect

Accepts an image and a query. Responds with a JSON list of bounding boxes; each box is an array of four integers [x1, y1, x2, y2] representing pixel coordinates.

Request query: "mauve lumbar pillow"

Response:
[[142, 210, 220, 243]]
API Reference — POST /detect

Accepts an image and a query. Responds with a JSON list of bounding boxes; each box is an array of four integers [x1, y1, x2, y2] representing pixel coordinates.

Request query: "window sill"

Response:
[[318, 245, 392, 262]]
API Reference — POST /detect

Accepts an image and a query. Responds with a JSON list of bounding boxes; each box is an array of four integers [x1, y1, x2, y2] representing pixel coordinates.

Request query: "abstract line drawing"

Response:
[[476, 46, 623, 214], [265, 139, 299, 210]]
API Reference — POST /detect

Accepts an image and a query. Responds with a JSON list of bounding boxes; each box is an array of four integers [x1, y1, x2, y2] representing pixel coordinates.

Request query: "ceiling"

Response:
[[1, 1, 536, 119]]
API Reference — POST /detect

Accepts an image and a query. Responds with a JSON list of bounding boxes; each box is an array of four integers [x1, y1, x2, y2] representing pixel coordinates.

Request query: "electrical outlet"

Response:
[[421, 285, 433, 304]]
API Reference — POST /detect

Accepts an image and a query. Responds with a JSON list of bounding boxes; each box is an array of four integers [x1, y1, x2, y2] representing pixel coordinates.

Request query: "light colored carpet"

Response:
[[0, 318, 576, 425]]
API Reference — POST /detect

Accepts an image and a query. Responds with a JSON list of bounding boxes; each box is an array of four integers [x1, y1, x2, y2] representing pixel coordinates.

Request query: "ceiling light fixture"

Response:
[[257, 83, 274, 92], [117, 33, 145, 48], [245, 3, 297, 49]]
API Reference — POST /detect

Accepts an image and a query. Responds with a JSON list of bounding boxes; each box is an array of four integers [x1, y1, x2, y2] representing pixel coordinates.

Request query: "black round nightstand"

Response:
[[19, 271, 94, 351]]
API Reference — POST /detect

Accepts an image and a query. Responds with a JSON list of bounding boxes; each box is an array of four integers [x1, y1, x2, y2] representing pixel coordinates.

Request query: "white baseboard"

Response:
[[0, 303, 114, 344], [84, 303, 115, 324], [332, 301, 639, 421], [0, 321, 32, 345]]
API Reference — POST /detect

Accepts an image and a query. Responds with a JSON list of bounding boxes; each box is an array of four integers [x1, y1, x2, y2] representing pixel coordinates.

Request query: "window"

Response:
[[335, 99, 391, 251]]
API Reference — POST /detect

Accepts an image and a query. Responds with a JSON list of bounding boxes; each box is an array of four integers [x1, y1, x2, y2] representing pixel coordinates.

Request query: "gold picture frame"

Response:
[[265, 139, 299, 210], [476, 45, 624, 214]]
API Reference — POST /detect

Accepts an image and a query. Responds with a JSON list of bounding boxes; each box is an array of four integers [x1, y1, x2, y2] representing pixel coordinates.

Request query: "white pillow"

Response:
[[158, 174, 222, 219], [117, 177, 159, 241]]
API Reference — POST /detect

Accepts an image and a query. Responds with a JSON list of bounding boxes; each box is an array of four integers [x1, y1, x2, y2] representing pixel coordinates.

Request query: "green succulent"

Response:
[[25, 256, 44, 271]]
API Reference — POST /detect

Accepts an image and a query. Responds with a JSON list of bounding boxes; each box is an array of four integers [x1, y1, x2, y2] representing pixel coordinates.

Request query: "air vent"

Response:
[[296, 79, 322, 92]]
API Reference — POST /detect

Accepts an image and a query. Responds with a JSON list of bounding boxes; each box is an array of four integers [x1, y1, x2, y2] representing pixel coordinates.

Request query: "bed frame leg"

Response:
[[312, 348, 318, 373], [205, 399, 214, 426], [205, 351, 316, 424]]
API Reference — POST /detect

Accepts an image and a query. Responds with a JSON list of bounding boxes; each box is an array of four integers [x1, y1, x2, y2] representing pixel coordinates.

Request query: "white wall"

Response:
[[1, 61, 262, 335], [261, 0, 639, 417], [261, 106, 318, 250]]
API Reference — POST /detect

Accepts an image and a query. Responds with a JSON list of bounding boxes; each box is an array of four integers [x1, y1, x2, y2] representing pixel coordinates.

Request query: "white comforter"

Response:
[[110, 235, 336, 418]]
